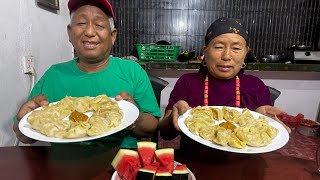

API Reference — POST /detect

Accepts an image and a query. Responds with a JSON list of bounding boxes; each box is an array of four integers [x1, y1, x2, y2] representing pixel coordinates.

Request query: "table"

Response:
[[0, 146, 319, 180]]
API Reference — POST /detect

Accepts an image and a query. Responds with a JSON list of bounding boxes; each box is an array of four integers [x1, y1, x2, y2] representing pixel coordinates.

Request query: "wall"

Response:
[[160, 77, 320, 121], [0, 0, 72, 146], [109, 0, 320, 58]]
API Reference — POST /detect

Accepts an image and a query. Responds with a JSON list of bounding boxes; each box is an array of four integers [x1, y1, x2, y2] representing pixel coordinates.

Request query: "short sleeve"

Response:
[[254, 80, 272, 108], [132, 64, 161, 118], [165, 75, 189, 111], [241, 75, 272, 110]]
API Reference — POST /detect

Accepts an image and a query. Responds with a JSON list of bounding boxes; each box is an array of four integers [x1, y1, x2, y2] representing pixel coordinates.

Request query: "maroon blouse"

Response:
[[166, 71, 272, 111]]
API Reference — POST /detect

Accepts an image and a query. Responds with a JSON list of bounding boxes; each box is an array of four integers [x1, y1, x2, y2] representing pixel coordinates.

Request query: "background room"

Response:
[[0, 0, 319, 146]]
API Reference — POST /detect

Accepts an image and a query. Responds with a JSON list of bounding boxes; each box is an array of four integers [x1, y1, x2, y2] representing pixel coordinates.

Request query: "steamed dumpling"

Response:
[[223, 106, 241, 123], [64, 121, 90, 138], [210, 107, 224, 120], [228, 134, 246, 149], [212, 127, 232, 146]]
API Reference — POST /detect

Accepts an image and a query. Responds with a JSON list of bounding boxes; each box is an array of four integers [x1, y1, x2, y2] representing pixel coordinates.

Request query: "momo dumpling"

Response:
[[64, 121, 90, 138], [265, 125, 278, 139], [228, 134, 246, 149], [90, 95, 118, 112], [237, 108, 255, 126], [246, 132, 272, 147], [191, 106, 214, 120], [223, 106, 240, 123], [188, 120, 211, 135], [210, 107, 224, 120], [39, 120, 71, 138], [212, 127, 232, 146], [198, 126, 218, 141], [71, 96, 91, 113], [87, 115, 120, 136], [236, 125, 272, 147]]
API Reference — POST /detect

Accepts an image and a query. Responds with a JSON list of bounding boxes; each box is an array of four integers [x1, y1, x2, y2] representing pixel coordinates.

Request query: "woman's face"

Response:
[[203, 33, 248, 80]]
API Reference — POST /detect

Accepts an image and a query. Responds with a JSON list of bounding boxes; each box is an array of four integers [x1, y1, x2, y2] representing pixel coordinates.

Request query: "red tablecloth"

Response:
[[277, 133, 320, 161]]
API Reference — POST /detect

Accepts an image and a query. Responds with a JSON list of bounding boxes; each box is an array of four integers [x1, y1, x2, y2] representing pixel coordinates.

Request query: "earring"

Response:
[[202, 61, 207, 66], [241, 63, 246, 68]]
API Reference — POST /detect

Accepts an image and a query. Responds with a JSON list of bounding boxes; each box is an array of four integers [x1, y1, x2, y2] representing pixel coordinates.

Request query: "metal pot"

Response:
[[265, 55, 280, 63], [259, 57, 270, 63], [290, 44, 312, 50]]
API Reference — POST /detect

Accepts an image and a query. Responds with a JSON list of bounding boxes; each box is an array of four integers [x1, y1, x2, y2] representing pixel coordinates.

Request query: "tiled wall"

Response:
[[109, 0, 320, 58]]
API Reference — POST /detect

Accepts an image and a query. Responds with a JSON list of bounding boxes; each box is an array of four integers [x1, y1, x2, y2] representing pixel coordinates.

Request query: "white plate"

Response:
[[19, 98, 139, 143], [178, 106, 289, 154], [111, 161, 196, 180]]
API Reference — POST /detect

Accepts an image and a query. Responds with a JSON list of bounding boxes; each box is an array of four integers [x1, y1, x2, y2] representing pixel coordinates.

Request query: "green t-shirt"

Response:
[[27, 56, 160, 148]]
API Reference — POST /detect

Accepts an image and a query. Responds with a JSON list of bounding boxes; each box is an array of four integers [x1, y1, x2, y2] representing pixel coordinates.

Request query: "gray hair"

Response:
[[70, 12, 116, 32], [108, 17, 115, 31]]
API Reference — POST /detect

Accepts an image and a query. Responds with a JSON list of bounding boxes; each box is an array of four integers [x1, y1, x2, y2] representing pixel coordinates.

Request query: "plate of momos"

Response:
[[178, 106, 289, 154], [19, 95, 139, 143]]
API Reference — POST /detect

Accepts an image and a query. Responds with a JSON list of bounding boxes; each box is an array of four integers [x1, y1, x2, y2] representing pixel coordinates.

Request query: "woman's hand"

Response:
[[171, 100, 191, 131], [256, 105, 291, 133], [13, 94, 49, 144], [159, 100, 191, 140]]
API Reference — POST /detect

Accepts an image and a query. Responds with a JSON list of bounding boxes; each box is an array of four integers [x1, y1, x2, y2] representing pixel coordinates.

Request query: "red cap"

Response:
[[68, 0, 114, 17]]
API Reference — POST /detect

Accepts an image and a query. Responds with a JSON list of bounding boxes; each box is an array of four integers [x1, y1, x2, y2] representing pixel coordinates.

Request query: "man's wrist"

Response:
[[126, 122, 137, 131]]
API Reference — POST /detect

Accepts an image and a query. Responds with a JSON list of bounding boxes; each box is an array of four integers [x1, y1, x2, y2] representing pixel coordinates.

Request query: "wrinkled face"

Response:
[[67, 5, 117, 64], [203, 33, 248, 80]]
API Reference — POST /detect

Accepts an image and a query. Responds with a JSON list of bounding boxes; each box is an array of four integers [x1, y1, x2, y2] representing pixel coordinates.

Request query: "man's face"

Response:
[[67, 5, 117, 63]]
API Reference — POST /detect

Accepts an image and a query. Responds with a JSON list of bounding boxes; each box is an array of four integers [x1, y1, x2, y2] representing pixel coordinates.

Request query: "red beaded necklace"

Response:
[[204, 74, 240, 107]]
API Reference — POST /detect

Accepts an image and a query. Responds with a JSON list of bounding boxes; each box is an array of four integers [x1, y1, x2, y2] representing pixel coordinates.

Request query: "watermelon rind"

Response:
[[111, 149, 141, 180], [136, 167, 157, 180], [155, 148, 174, 156], [137, 141, 157, 149], [172, 173, 189, 180], [173, 164, 188, 173], [155, 148, 174, 173], [111, 149, 139, 168], [173, 164, 189, 180], [156, 166, 172, 176], [173, 169, 189, 174]]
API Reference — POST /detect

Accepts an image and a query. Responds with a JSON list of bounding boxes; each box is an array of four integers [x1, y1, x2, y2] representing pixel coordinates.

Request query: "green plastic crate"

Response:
[[135, 44, 180, 61]]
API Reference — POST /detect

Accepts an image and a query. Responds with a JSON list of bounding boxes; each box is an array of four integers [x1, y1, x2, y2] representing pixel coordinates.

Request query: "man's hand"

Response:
[[115, 91, 158, 137], [115, 91, 136, 105], [256, 105, 291, 133], [13, 94, 49, 144], [172, 100, 191, 131]]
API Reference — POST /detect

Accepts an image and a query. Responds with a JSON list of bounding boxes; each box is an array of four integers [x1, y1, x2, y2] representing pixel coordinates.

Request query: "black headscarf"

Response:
[[199, 17, 249, 73]]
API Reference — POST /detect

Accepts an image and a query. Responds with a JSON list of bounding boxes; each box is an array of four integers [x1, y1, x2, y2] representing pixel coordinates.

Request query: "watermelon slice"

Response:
[[111, 149, 141, 180], [155, 148, 174, 173], [172, 164, 189, 180], [137, 141, 157, 167], [136, 165, 159, 180], [154, 166, 172, 180], [150, 161, 161, 168]]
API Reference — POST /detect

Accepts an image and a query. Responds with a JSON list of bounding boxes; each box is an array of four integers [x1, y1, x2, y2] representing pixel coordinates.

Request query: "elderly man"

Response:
[[13, 0, 160, 148]]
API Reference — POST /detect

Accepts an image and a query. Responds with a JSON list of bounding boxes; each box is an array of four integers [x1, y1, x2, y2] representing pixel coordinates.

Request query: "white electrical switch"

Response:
[[22, 55, 34, 74]]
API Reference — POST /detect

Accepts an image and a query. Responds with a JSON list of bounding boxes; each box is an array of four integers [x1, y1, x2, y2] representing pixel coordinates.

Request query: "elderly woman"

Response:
[[159, 17, 289, 156]]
